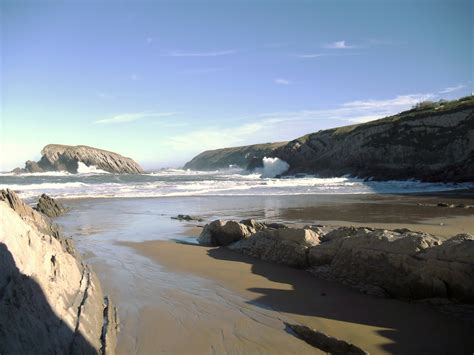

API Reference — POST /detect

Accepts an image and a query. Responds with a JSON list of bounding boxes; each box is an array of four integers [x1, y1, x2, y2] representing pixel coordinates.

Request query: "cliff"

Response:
[[183, 142, 287, 171], [16, 144, 143, 174], [0, 189, 118, 354], [271, 96, 474, 182]]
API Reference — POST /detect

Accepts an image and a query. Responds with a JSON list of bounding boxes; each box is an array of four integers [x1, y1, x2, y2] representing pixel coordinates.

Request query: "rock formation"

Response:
[[183, 142, 287, 171], [171, 214, 203, 222], [200, 218, 474, 302], [270, 96, 474, 182], [34, 193, 68, 217], [0, 189, 118, 354], [184, 96, 474, 182], [228, 227, 320, 268], [198, 220, 255, 246], [15, 144, 143, 174], [286, 323, 368, 355]]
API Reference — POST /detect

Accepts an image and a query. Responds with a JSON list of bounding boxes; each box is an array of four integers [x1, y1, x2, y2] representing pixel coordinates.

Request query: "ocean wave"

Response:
[[0, 171, 73, 177], [76, 162, 110, 174], [1, 174, 472, 200]]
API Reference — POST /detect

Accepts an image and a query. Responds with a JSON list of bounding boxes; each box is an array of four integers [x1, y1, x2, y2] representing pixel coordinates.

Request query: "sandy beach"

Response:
[[52, 192, 474, 354]]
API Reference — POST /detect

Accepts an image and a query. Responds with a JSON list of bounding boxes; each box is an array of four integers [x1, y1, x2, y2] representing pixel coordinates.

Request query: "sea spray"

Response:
[[260, 157, 290, 178], [77, 162, 110, 174]]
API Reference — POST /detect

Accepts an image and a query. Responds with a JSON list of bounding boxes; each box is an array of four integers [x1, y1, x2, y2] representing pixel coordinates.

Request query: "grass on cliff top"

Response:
[[297, 95, 474, 141]]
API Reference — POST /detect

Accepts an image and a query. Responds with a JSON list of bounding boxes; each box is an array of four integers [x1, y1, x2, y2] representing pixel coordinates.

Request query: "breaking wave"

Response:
[[1, 169, 472, 200], [258, 157, 290, 178], [76, 162, 110, 174]]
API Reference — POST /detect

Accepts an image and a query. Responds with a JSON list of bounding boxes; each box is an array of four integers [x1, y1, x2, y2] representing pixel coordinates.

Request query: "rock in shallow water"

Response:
[[34, 193, 68, 218]]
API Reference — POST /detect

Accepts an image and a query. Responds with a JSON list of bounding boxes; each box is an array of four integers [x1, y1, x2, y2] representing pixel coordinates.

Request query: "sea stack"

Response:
[[14, 144, 143, 174]]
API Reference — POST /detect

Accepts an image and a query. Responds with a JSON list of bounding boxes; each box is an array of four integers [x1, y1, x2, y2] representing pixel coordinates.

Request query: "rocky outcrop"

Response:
[[171, 214, 203, 222], [228, 227, 320, 268], [34, 193, 68, 217], [197, 219, 289, 246], [204, 218, 474, 302], [183, 142, 287, 171], [286, 324, 368, 355], [0, 190, 118, 354], [271, 97, 474, 182], [307, 227, 474, 301], [198, 220, 255, 246], [15, 144, 143, 174]]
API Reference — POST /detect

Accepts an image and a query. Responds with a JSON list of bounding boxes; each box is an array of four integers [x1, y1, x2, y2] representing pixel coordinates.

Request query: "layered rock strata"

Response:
[[198, 219, 474, 302], [15, 144, 143, 174], [0, 189, 118, 354]]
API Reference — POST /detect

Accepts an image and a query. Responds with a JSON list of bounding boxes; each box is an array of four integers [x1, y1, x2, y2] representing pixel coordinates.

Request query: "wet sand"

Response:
[[124, 239, 474, 355], [56, 193, 474, 354]]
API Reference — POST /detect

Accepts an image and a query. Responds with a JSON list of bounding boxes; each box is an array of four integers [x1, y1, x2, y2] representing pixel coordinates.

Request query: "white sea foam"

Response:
[[0, 171, 72, 177], [2, 171, 472, 201], [258, 157, 290, 178], [76, 162, 110, 174]]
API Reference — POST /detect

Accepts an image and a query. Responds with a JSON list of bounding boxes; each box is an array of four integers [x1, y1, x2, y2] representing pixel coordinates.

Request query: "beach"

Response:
[[55, 192, 474, 354]]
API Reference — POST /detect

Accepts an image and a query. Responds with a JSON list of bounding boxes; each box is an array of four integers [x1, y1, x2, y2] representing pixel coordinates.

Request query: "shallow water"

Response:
[[56, 197, 323, 354], [55, 196, 474, 354]]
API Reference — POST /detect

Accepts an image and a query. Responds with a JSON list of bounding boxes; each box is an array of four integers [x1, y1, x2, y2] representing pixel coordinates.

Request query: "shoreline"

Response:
[[52, 191, 474, 354], [123, 239, 474, 354]]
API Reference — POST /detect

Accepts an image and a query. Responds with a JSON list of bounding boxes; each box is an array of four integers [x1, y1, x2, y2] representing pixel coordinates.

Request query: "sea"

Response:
[[1, 163, 473, 202]]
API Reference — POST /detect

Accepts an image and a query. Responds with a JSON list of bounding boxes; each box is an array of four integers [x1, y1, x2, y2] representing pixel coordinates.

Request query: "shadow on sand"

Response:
[[0, 243, 98, 354], [207, 247, 474, 355]]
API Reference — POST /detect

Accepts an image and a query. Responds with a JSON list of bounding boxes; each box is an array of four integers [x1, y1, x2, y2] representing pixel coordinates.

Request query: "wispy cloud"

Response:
[[166, 50, 238, 57], [94, 112, 179, 124], [95, 92, 115, 100], [130, 73, 139, 80], [274, 78, 290, 85], [163, 93, 434, 154], [264, 42, 292, 48], [294, 52, 360, 59], [146, 37, 154, 44], [294, 53, 329, 59], [324, 40, 355, 49], [438, 84, 466, 94], [177, 67, 226, 75], [165, 123, 263, 152]]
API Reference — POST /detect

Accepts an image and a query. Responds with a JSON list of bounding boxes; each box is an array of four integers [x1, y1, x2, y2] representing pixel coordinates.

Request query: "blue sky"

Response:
[[1, 0, 472, 170]]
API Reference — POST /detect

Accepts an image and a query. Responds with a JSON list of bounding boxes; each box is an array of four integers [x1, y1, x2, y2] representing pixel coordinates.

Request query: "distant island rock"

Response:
[[184, 96, 474, 182], [183, 142, 287, 171], [14, 144, 144, 174]]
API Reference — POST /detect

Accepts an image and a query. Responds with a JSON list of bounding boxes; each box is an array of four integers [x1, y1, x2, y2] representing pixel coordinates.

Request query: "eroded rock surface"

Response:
[[15, 144, 143, 174], [183, 142, 287, 171], [35, 193, 68, 217], [271, 97, 474, 182], [198, 220, 255, 246], [287, 323, 368, 355], [308, 227, 474, 301], [0, 190, 118, 354], [229, 227, 320, 268], [202, 218, 474, 302]]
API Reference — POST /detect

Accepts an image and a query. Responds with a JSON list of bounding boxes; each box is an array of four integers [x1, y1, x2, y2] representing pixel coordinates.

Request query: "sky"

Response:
[[1, 0, 472, 171]]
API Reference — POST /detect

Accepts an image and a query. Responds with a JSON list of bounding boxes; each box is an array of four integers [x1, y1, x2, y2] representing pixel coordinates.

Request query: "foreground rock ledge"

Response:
[[0, 189, 118, 354], [198, 219, 474, 302]]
